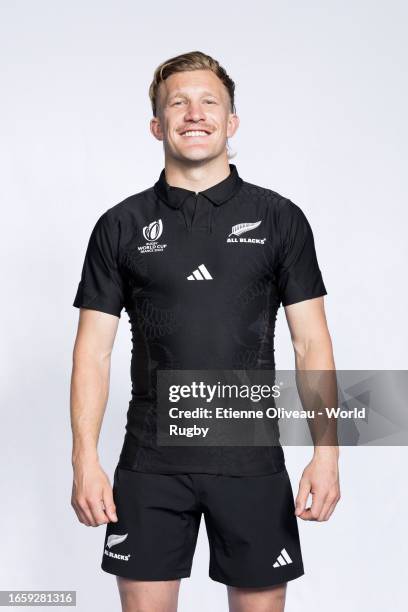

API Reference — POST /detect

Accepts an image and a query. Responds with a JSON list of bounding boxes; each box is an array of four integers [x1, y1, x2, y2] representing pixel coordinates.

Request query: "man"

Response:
[[71, 50, 340, 612]]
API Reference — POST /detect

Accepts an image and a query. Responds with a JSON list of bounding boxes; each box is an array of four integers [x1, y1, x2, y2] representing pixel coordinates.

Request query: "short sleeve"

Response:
[[73, 211, 125, 318], [276, 200, 327, 307]]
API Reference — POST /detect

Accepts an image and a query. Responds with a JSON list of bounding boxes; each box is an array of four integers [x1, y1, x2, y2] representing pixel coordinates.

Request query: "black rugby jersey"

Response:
[[73, 164, 327, 475]]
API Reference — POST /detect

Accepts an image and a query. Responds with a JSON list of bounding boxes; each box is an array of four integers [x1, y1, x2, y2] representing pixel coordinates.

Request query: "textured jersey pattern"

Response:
[[73, 165, 327, 475]]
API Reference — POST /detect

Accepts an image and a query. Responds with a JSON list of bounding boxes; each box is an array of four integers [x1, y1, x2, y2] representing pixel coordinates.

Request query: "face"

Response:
[[150, 69, 239, 163]]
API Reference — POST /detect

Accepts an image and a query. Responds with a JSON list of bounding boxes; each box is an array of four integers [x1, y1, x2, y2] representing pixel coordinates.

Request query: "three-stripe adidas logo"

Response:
[[187, 264, 213, 280], [273, 548, 293, 568]]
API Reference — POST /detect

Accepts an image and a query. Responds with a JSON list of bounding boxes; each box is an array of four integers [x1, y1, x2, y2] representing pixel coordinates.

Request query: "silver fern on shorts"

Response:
[[107, 533, 128, 549]]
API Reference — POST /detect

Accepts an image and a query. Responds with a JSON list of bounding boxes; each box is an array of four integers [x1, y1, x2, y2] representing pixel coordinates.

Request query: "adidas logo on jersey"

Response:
[[187, 264, 213, 280], [273, 548, 293, 568], [227, 221, 266, 245]]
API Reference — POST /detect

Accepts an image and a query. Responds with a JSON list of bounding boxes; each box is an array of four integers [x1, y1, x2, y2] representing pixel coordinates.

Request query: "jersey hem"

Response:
[[116, 460, 287, 477]]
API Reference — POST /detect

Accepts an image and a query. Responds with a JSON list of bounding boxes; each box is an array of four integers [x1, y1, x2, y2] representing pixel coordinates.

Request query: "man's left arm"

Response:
[[284, 296, 341, 522]]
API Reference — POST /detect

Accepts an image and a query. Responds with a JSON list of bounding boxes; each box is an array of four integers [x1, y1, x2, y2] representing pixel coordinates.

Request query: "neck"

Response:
[[163, 155, 231, 192]]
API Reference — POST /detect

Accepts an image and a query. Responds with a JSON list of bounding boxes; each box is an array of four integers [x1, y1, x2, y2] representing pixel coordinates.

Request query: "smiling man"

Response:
[[71, 51, 340, 612]]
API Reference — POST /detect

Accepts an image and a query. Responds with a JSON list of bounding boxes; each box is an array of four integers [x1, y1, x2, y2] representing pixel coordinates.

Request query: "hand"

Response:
[[71, 460, 118, 527], [295, 448, 341, 521]]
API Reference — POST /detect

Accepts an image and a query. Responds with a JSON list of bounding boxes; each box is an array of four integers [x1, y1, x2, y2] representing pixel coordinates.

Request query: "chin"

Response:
[[180, 146, 224, 162], [178, 151, 214, 163]]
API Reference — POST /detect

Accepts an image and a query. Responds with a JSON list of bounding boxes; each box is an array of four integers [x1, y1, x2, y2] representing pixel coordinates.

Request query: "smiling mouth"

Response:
[[180, 130, 212, 137]]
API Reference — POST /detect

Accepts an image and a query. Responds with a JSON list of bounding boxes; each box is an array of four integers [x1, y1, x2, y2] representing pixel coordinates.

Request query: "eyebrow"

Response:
[[168, 90, 218, 99]]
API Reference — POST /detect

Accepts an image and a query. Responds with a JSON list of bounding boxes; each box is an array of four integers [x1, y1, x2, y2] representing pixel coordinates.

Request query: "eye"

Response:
[[204, 99, 216, 104]]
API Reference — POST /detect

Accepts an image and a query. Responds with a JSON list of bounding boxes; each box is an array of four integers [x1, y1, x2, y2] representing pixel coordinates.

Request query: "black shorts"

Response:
[[101, 466, 304, 588]]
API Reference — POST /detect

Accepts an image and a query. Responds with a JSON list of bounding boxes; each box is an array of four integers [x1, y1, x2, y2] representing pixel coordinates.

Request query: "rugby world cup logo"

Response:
[[143, 219, 163, 242], [138, 218, 167, 253]]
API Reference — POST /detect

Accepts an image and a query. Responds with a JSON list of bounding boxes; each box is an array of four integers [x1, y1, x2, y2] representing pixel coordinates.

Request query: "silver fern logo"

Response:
[[228, 221, 262, 237], [107, 533, 128, 549], [227, 220, 266, 245], [104, 533, 131, 562]]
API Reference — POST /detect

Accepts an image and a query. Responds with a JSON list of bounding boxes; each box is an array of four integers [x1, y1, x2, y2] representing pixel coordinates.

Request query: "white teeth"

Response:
[[182, 130, 209, 137]]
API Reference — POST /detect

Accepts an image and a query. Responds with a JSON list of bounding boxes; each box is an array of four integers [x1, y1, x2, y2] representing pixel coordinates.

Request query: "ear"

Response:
[[150, 116, 164, 142], [227, 113, 240, 138]]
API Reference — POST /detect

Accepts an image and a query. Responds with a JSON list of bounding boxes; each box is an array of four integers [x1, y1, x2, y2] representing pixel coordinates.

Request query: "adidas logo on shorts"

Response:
[[273, 548, 292, 568]]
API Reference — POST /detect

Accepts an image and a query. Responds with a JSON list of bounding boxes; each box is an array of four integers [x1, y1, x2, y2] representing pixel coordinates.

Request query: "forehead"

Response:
[[160, 69, 225, 99]]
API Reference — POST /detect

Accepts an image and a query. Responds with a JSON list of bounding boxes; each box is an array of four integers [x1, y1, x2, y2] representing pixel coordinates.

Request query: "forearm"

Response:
[[294, 334, 339, 451], [70, 350, 111, 467]]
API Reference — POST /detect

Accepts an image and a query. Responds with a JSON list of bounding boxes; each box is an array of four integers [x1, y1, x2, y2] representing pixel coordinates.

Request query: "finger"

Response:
[[295, 479, 311, 516], [319, 487, 341, 521], [72, 499, 93, 526], [299, 494, 339, 521], [324, 501, 338, 521], [309, 490, 326, 520], [88, 498, 110, 527], [298, 497, 324, 521], [297, 508, 315, 521], [323, 495, 340, 521], [317, 496, 334, 521], [71, 489, 92, 526], [102, 488, 118, 523], [81, 500, 101, 526]]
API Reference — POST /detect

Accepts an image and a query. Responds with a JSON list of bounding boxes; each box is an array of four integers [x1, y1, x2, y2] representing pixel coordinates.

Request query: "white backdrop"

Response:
[[1, 1, 407, 610]]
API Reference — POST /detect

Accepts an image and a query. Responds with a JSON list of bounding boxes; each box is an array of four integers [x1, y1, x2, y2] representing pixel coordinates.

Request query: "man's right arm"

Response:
[[70, 308, 120, 527]]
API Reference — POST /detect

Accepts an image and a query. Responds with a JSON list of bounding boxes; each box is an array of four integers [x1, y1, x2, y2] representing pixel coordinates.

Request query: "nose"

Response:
[[183, 101, 206, 123]]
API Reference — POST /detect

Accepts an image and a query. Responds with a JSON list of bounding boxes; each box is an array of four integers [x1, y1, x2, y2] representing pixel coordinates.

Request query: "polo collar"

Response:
[[154, 163, 243, 209]]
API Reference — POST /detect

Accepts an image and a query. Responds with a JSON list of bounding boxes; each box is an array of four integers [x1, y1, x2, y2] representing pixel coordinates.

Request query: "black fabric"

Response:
[[73, 164, 327, 475], [101, 466, 305, 587], [183, 194, 198, 229], [73, 212, 125, 318], [154, 163, 244, 209], [276, 200, 327, 306]]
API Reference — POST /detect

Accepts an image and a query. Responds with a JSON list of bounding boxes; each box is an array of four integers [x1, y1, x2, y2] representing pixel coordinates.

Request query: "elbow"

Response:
[[292, 331, 335, 368]]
